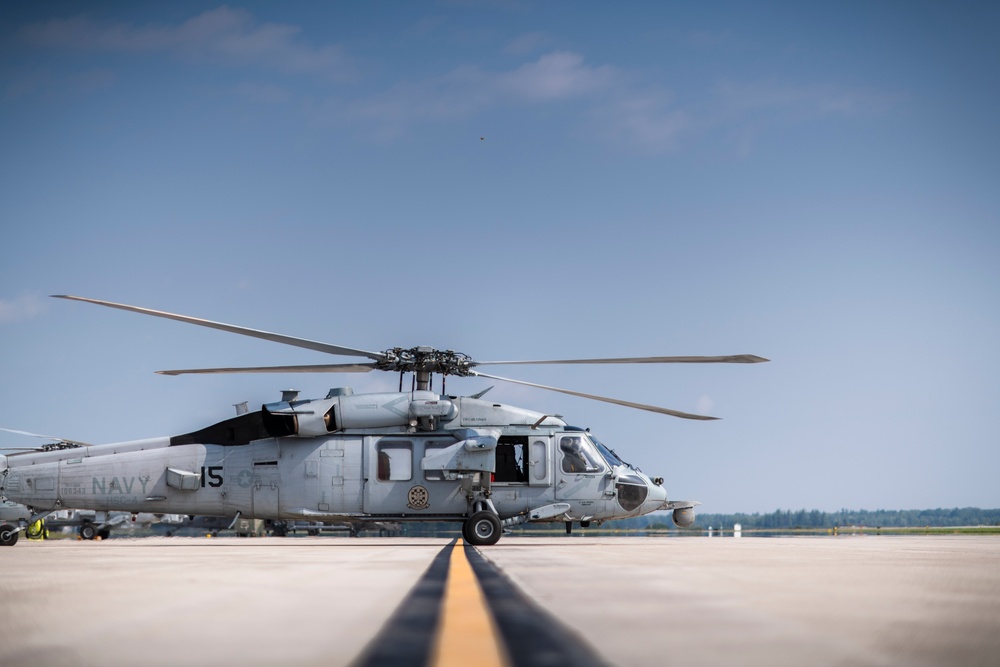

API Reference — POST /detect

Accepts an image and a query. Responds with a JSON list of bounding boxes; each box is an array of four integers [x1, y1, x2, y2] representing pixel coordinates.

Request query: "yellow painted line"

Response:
[[430, 539, 510, 667]]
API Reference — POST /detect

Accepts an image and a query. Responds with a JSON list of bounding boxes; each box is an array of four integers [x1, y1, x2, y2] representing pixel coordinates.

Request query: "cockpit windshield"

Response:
[[588, 434, 625, 467], [558, 435, 605, 473]]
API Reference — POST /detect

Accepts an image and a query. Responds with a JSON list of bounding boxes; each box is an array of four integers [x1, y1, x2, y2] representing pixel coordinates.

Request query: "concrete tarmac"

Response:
[[1, 535, 998, 667]]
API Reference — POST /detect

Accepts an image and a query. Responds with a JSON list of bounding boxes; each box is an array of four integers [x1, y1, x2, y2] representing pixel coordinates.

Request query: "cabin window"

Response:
[[494, 436, 528, 483], [559, 435, 605, 474], [376, 441, 412, 482], [531, 439, 547, 481]]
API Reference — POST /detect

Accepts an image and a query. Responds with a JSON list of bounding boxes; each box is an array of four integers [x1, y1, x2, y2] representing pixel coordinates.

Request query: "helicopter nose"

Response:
[[644, 480, 667, 509], [642, 482, 667, 514]]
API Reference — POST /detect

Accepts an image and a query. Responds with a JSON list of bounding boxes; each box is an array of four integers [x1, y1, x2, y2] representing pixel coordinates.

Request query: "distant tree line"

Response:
[[647, 507, 1000, 530]]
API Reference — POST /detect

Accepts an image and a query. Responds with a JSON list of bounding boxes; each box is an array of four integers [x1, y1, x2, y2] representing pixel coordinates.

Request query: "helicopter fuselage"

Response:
[[1, 389, 686, 545]]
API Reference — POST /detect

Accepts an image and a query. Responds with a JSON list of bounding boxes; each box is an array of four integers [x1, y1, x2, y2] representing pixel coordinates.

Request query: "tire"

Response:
[[0, 524, 19, 547], [98, 529, 111, 540], [79, 523, 96, 540], [465, 511, 502, 546]]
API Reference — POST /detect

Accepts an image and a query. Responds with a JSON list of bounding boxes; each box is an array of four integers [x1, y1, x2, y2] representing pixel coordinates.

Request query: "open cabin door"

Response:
[[492, 435, 551, 487]]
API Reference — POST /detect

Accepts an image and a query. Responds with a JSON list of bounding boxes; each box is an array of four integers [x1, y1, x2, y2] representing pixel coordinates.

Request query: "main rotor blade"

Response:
[[0, 427, 94, 447], [473, 354, 769, 366], [157, 363, 377, 376], [468, 371, 719, 420], [53, 295, 386, 361]]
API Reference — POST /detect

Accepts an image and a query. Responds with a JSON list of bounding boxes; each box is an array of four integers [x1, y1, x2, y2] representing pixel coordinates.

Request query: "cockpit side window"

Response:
[[559, 435, 605, 474]]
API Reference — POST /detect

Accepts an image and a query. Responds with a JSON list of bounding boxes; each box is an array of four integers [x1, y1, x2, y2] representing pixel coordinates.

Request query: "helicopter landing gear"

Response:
[[78, 521, 96, 540], [464, 511, 501, 546], [0, 524, 19, 546], [269, 520, 288, 537]]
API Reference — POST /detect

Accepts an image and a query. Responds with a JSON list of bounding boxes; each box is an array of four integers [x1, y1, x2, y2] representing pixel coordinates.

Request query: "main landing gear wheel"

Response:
[[79, 522, 96, 540], [464, 511, 501, 546], [0, 524, 19, 546]]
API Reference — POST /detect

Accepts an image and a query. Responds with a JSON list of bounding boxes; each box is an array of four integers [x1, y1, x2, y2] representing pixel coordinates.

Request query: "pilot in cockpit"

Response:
[[560, 436, 594, 473]]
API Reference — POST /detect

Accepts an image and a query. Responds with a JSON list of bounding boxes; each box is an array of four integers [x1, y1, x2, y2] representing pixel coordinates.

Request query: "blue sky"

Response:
[[2, 1, 997, 514]]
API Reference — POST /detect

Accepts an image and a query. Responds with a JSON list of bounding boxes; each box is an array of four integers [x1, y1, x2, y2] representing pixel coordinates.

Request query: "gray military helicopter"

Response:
[[0, 295, 767, 547]]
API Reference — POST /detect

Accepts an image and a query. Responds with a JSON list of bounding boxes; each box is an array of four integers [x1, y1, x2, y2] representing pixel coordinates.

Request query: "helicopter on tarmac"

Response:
[[0, 295, 767, 547]]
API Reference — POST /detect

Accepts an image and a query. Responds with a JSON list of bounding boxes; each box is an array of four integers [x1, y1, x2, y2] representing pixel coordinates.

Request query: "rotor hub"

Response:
[[375, 347, 474, 376]]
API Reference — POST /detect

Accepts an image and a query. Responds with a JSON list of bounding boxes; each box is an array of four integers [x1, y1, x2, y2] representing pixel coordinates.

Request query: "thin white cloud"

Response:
[[19, 7, 353, 80], [698, 80, 900, 157], [14, 7, 897, 155], [713, 80, 896, 118], [342, 65, 897, 153], [589, 89, 689, 154], [340, 50, 683, 152], [367, 50, 616, 118], [497, 52, 616, 101], [0, 295, 47, 324]]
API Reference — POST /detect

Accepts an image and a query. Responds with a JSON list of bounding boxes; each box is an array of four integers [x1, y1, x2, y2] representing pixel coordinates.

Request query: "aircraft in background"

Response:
[[0, 498, 191, 543]]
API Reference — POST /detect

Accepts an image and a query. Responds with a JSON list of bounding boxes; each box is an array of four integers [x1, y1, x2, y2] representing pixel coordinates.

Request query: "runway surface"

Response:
[[1, 535, 998, 667]]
